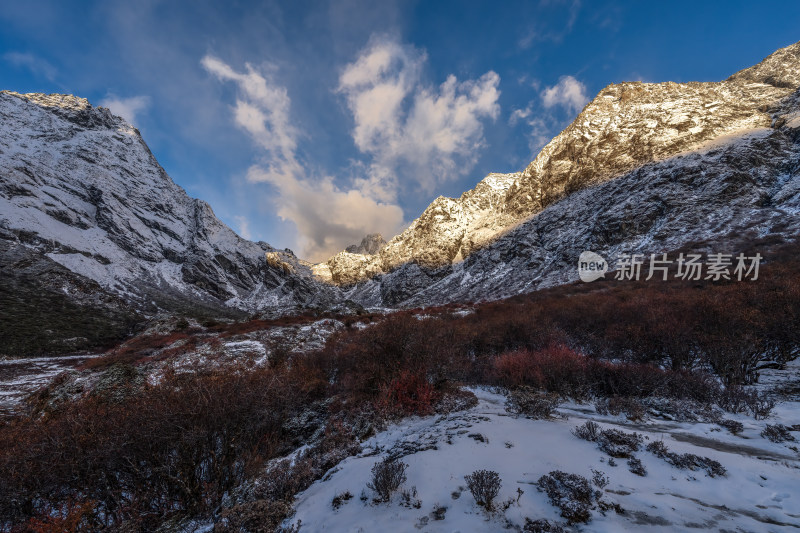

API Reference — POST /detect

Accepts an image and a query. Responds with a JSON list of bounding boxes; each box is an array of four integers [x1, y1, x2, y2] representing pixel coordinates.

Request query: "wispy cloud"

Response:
[[202, 54, 405, 262], [99, 94, 151, 125], [518, 0, 582, 48], [233, 215, 252, 240], [3, 51, 57, 81], [201, 56, 301, 184], [509, 74, 589, 156], [338, 36, 501, 199], [510, 105, 553, 154], [541, 75, 588, 114]]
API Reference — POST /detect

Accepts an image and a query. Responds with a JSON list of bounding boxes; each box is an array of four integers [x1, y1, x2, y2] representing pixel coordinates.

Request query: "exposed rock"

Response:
[[345, 233, 386, 255]]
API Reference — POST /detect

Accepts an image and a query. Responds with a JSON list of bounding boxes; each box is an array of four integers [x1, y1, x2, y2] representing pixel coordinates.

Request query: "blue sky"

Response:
[[2, 1, 799, 261]]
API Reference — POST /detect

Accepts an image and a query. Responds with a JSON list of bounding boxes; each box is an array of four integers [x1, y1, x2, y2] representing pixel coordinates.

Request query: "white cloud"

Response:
[[3, 51, 57, 81], [338, 37, 501, 197], [203, 55, 406, 261], [99, 94, 151, 125], [202, 55, 300, 183], [509, 105, 532, 125], [247, 166, 404, 262], [509, 104, 554, 155], [233, 215, 252, 240], [510, 74, 590, 157], [541, 75, 589, 115], [203, 42, 501, 262]]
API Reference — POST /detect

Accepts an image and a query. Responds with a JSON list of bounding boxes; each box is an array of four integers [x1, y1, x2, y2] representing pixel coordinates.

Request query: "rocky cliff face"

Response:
[[0, 91, 340, 352], [328, 41, 800, 307]]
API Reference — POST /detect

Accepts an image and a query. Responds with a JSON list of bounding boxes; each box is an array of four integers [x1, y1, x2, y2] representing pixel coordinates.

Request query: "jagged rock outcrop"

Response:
[[0, 90, 340, 352], [345, 233, 386, 255], [329, 41, 800, 306]]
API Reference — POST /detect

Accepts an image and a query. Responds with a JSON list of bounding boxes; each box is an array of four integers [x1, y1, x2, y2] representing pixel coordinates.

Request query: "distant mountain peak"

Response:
[[345, 233, 386, 255]]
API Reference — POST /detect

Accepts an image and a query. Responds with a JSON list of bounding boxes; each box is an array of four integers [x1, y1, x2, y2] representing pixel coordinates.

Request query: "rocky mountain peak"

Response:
[[2, 90, 122, 130], [727, 40, 800, 88], [345, 233, 386, 255], [4, 91, 93, 112]]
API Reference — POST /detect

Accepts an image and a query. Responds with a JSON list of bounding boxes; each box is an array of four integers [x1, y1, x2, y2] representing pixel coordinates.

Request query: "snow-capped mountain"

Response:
[[325, 41, 800, 306], [0, 92, 339, 325]]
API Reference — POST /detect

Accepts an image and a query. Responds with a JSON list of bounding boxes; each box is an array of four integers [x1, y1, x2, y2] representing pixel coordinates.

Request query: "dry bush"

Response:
[[376, 369, 437, 417], [761, 424, 796, 443], [492, 350, 545, 388], [645, 440, 726, 477], [0, 363, 328, 529], [572, 421, 601, 442], [505, 388, 562, 419], [645, 440, 669, 458], [493, 345, 590, 398], [367, 458, 407, 502], [596, 429, 643, 458], [748, 393, 776, 420], [79, 331, 192, 370], [627, 457, 646, 476], [716, 385, 752, 414], [214, 499, 294, 533], [331, 491, 353, 510], [718, 419, 744, 434], [490, 347, 718, 405], [537, 471, 596, 524], [641, 397, 719, 423], [20, 499, 100, 533], [573, 423, 642, 458], [590, 469, 609, 489], [255, 457, 316, 504], [523, 518, 567, 532], [594, 396, 646, 421], [434, 387, 479, 414], [717, 386, 775, 419], [464, 470, 502, 511]]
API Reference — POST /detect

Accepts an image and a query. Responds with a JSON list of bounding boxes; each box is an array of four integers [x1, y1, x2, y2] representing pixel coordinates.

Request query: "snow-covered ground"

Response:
[[0, 354, 97, 415], [290, 365, 800, 532]]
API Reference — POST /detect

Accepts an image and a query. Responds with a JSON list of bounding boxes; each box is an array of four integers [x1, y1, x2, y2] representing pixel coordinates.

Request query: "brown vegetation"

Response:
[[0, 241, 797, 530]]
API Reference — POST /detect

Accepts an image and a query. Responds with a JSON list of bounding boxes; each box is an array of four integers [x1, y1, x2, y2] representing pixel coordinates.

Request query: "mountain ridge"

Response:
[[320, 41, 800, 306], [0, 90, 341, 354]]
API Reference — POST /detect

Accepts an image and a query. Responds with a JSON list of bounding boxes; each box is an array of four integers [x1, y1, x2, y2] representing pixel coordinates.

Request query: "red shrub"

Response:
[[492, 345, 588, 396], [492, 350, 545, 388], [376, 369, 437, 417]]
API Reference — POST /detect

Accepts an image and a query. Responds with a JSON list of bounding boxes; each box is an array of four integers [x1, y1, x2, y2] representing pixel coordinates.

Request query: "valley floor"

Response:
[[289, 362, 800, 532]]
